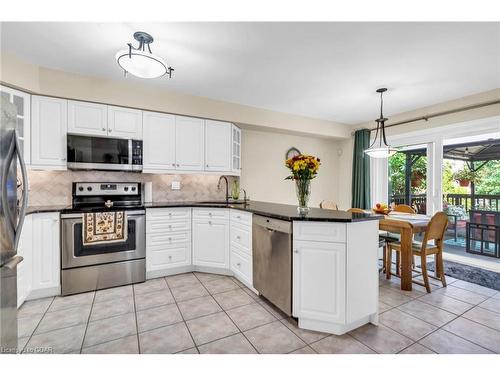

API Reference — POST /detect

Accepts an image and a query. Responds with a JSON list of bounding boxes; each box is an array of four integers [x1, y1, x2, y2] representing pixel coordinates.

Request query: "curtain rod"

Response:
[[363, 98, 500, 133]]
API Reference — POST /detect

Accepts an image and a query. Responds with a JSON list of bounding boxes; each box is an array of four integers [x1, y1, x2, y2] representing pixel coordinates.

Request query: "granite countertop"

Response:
[[26, 205, 71, 215], [145, 200, 382, 222], [26, 201, 382, 223]]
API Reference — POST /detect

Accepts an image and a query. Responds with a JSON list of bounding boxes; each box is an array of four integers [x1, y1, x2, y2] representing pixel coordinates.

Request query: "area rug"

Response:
[[423, 260, 500, 291]]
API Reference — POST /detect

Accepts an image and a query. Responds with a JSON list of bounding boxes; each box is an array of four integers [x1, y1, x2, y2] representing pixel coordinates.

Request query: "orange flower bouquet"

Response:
[[285, 154, 321, 213]]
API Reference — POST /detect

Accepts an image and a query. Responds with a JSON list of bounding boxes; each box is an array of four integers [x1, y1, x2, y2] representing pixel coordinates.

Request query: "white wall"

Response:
[[0, 53, 351, 139], [240, 129, 340, 207]]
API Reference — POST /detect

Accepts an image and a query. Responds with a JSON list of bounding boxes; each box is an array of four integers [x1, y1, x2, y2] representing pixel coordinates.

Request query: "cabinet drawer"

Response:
[[230, 247, 252, 284], [146, 207, 191, 221], [147, 220, 191, 234], [230, 209, 252, 226], [147, 231, 191, 245], [192, 208, 229, 220], [293, 221, 346, 243], [230, 223, 251, 252], [147, 242, 191, 270]]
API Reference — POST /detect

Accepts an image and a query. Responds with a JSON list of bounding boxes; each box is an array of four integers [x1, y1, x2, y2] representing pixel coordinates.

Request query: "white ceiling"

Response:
[[1, 22, 499, 124]]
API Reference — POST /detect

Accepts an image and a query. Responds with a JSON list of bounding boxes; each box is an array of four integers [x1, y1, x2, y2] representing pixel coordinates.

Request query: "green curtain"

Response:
[[351, 129, 371, 209]]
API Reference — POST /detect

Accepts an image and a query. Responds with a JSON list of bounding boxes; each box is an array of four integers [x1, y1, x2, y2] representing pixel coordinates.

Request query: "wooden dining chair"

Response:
[[393, 204, 416, 214], [320, 200, 338, 210], [386, 211, 448, 293]]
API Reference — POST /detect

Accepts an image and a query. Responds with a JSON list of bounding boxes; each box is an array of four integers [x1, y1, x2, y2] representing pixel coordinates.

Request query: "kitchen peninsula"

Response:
[[25, 200, 381, 335]]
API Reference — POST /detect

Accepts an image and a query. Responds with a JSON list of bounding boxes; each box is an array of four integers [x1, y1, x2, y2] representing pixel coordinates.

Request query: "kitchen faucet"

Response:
[[217, 176, 229, 202]]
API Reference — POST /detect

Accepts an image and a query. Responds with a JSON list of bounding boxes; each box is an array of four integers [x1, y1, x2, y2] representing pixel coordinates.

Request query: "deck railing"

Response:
[[389, 193, 500, 212]]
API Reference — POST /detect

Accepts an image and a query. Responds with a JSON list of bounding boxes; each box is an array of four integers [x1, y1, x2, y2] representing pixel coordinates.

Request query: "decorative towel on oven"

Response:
[[82, 211, 128, 246]]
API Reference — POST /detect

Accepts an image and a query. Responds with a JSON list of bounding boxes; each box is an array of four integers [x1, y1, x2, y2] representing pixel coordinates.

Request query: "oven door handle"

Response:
[[61, 210, 145, 219]]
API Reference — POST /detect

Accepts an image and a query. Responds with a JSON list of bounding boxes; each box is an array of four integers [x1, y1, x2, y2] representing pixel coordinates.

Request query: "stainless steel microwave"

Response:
[[67, 135, 143, 172]]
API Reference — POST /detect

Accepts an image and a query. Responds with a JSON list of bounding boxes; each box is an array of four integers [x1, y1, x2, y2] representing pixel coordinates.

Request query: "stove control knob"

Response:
[[78, 186, 84, 192], [131, 187, 136, 191], [124, 187, 129, 192], [87, 186, 92, 192]]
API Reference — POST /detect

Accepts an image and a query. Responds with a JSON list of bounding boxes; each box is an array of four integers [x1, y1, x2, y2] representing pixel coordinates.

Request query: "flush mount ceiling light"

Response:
[[364, 88, 398, 158], [116, 31, 174, 79]]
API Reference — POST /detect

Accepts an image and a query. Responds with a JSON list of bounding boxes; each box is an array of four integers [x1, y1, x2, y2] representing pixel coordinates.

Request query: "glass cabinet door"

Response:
[[232, 125, 241, 172], [0, 86, 31, 164]]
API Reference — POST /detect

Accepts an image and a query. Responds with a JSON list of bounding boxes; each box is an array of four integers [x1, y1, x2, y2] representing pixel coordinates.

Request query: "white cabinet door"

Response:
[[231, 124, 242, 174], [68, 100, 107, 136], [31, 213, 60, 294], [147, 242, 192, 272], [31, 96, 67, 169], [0, 86, 31, 165], [175, 116, 204, 171], [143, 111, 176, 172], [293, 240, 346, 324], [107, 105, 143, 139], [205, 120, 231, 172], [17, 215, 33, 308], [192, 218, 229, 268]]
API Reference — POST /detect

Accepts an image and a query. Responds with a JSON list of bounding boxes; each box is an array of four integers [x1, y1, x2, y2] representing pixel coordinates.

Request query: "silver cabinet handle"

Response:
[[109, 129, 112, 132], [102, 128, 106, 131], [168, 255, 172, 259], [61, 157, 66, 161], [236, 235, 241, 240], [294, 250, 299, 254], [168, 237, 172, 241], [236, 262, 241, 267], [208, 220, 212, 225], [172, 163, 176, 167], [168, 225, 172, 229]]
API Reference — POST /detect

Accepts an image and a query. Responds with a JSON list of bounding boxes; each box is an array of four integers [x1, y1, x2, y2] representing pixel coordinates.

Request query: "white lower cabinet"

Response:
[[292, 220, 379, 335], [146, 207, 251, 284], [230, 210, 253, 287], [293, 240, 346, 324], [192, 208, 230, 269], [146, 208, 192, 278], [30, 212, 61, 299], [17, 215, 33, 307]]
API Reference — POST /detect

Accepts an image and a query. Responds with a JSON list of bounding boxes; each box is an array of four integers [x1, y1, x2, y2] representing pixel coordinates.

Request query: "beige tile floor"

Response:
[[17, 272, 500, 354]]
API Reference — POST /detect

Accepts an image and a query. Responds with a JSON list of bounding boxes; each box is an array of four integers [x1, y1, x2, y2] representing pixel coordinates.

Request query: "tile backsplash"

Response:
[[27, 170, 238, 206]]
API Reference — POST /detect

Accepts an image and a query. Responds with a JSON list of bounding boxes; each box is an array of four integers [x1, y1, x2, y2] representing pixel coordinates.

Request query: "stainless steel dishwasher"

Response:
[[252, 215, 293, 316]]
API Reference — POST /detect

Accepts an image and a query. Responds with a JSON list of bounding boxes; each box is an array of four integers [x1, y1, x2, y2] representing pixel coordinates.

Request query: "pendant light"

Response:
[[116, 32, 174, 79], [364, 88, 397, 158]]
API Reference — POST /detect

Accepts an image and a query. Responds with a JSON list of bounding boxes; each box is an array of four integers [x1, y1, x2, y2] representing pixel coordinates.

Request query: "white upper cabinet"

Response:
[[175, 116, 205, 171], [68, 100, 107, 136], [31, 95, 67, 170], [231, 124, 242, 175], [205, 120, 231, 172], [107, 105, 143, 139], [143, 112, 176, 172], [0, 86, 31, 165]]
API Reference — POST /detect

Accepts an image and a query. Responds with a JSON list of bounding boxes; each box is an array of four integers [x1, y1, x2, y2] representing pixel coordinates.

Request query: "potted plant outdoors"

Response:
[[285, 154, 321, 214], [411, 170, 425, 188], [453, 168, 479, 187]]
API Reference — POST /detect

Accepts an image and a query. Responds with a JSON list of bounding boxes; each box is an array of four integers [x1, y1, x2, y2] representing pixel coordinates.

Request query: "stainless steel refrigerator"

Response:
[[0, 95, 28, 353]]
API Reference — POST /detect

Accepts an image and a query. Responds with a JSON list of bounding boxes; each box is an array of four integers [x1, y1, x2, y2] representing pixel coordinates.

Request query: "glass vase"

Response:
[[295, 178, 311, 214]]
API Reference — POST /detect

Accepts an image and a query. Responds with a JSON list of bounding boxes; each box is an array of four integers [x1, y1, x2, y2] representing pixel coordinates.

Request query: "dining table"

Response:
[[377, 212, 432, 291]]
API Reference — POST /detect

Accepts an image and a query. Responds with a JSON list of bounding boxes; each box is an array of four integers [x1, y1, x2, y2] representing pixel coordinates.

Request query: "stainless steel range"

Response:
[[61, 182, 146, 296]]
